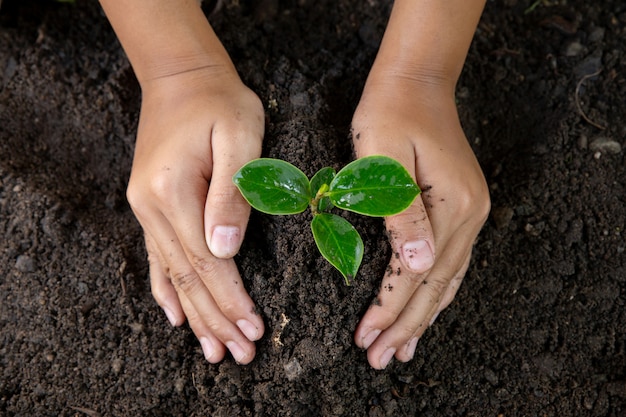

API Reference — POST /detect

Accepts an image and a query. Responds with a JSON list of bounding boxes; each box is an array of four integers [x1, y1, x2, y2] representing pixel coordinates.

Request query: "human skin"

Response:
[[99, 0, 489, 368], [99, 0, 265, 364], [351, 0, 490, 369]]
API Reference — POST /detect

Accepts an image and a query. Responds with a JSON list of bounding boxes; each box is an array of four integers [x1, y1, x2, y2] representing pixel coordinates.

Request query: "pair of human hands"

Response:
[[126, 66, 489, 369]]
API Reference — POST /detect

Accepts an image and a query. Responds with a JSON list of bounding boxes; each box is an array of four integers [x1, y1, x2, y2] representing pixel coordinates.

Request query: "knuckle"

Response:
[[189, 254, 220, 280], [377, 297, 405, 322], [454, 178, 491, 224], [125, 180, 147, 215], [147, 171, 177, 203], [126, 171, 180, 216], [197, 314, 222, 334], [399, 324, 419, 340], [209, 187, 248, 207], [186, 255, 244, 318], [215, 299, 239, 318], [170, 268, 201, 293], [425, 276, 448, 298]]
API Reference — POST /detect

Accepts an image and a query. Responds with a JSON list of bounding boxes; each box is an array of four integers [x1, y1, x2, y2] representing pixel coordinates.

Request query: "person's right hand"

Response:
[[126, 67, 266, 364]]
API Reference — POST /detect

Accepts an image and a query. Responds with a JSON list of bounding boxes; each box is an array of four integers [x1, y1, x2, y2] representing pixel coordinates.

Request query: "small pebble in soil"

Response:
[[129, 322, 144, 333], [174, 378, 185, 394], [112, 358, 124, 374], [589, 137, 622, 154], [588, 26, 605, 43], [15, 254, 36, 272], [283, 357, 303, 381], [492, 206, 514, 230], [564, 40, 584, 57]]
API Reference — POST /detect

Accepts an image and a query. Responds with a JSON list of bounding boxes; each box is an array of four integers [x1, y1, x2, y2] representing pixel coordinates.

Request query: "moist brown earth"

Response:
[[1, 0, 625, 415]]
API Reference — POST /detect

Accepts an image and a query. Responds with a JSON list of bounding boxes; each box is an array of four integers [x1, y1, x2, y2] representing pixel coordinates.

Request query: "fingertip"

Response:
[[404, 336, 419, 361], [401, 239, 435, 273], [376, 347, 396, 370], [226, 340, 256, 365], [148, 255, 186, 327], [358, 328, 381, 350], [162, 306, 182, 327], [207, 225, 243, 258], [200, 336, 227, 364], [429, 311, 441, 327], [237, 319, 262, 342]]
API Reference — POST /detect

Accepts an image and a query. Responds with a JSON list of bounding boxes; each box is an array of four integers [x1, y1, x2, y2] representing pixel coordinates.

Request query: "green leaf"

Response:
[[311, 213, 363, 285], [328, 155, 420, 217], [310, 167, 336, 213], [233, 158, 311, 215]]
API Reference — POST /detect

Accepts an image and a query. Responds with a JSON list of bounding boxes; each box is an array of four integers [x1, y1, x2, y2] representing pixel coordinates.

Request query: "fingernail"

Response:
[[379, 347, 396, 369], [402, 240, 434, 273], [361, 329, 381, 349], [209, 225, 241, 258], [237, 319, 260, 341], [226, 341, 248, 364], [200, 337, 216, 361], [405, 337, 419, 359], [429, 312, 440, 326], [162, 307, 178, 327]]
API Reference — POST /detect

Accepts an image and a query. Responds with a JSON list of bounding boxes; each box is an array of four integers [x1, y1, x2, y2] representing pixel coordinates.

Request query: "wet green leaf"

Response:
[[329, 155, 420, 216], [233, 158, 311, 215], [310, 167, 335, 213], [311, 213, 363, 285]]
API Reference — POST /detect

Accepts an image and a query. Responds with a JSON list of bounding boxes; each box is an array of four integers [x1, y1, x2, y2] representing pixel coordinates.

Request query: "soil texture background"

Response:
[[1, 0, 625, 415]]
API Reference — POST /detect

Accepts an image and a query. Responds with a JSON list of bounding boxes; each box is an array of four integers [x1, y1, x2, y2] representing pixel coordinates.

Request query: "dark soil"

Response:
[[1, 0, 625, 415]]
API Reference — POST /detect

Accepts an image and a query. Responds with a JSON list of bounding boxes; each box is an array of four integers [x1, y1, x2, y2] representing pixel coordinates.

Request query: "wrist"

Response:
[[367, 0, 485, 99], [365, 59, 458, 100], [141, 64, 245, 105], [100, 0, 236, 87], [360, 67, 457, 117]]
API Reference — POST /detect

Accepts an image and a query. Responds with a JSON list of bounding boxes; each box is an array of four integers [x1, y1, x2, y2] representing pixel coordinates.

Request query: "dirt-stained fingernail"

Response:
[[402, 240, 434, 273], [237, 319, 260, 341], [361, 329, 381, 349]]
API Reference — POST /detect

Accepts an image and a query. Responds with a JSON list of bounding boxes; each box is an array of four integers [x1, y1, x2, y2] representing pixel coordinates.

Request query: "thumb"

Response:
[[353, 127, 435, 274], [205, 133, 263, 259], [385, 191, 436, 275], [204, 177, 250, 259]]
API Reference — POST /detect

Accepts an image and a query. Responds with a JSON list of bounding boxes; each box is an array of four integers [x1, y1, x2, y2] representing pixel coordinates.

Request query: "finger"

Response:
[[353, 196, 435, 350], [364, 242, 473, 370], [352, 122, 435, 271], [204, 106, 264, 259], [138, 185, 265, 349], [145, 232, 185, 327], [177, 289, 228, 364], [354, 259, 421, 351], [172, 215, 265, 342], [153, 222, 259, 363], [393, 251, 471, 363], [144, 164, 265, 343], [436, 251, 470, 315], [386, 202, 436, 274]]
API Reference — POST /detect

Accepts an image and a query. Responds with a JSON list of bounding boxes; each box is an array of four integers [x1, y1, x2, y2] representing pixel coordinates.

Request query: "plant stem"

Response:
[[310, 183, 329, 216]]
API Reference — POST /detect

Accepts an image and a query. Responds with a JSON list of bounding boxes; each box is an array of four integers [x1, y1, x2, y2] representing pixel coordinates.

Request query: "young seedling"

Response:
[[233, 155, 420, 285]]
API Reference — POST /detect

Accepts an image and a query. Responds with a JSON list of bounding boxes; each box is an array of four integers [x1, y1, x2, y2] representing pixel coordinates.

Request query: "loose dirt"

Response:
[[1, 0, 625, 415]]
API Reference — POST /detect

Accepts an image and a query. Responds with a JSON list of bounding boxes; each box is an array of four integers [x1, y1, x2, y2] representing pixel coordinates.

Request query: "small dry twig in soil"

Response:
[[68, 406, 101, 417], [575, 69, 606, 130]]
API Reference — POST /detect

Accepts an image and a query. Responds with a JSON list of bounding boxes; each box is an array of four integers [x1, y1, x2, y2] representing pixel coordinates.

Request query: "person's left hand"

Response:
[[351, 78, 490, 369]]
